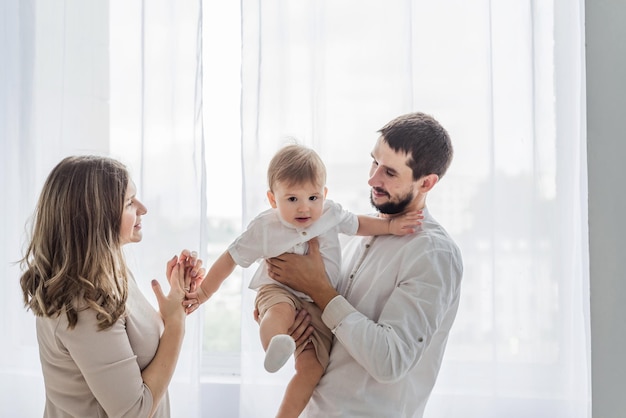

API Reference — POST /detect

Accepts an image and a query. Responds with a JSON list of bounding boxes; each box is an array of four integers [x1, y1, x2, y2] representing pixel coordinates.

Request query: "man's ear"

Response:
[[267, 190, 278, 208], [418, 174, 439, 193]]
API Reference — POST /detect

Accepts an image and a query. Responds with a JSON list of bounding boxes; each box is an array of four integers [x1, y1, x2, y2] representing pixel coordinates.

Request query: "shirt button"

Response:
[[302, 231, 307, 236]]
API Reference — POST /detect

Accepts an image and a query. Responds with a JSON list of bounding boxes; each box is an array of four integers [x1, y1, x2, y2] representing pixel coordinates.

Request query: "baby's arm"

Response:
[[356, 211, 422, 236], [185, 250, 236, 311]]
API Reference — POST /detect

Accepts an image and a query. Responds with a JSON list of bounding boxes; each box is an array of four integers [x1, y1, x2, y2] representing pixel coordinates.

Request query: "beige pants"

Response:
[[255, 284, 333, 369]]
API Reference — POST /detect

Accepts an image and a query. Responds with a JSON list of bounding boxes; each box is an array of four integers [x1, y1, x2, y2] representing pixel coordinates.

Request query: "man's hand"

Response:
[[288, 309, 314, 349], [266, 238, 339, 310]]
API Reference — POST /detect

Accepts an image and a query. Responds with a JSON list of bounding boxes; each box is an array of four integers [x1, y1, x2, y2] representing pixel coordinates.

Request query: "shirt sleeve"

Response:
[[322, 247, 462, 383], [324, 200, 359, 236], [228, 216, 267, 267], [57, 309, 155, 417]]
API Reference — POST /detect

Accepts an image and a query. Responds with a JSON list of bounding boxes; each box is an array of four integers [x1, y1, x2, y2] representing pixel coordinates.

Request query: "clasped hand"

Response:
[[152, 250, 206, 321]]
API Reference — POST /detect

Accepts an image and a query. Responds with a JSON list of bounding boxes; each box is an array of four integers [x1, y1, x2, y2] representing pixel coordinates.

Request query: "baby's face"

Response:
[[267, 181, 327, 229]]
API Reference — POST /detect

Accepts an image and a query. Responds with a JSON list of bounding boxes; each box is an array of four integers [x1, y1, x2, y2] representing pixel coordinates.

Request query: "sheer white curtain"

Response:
[[1, 1, 112, 415], [239, 1, 589, 417], [2, 0, 589, 417], [109, 1, 207, 416], [1, 1, 204, 416]]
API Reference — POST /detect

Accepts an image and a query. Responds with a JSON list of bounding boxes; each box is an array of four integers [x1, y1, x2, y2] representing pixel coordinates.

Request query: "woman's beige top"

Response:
[[35, 277, 170, 417]]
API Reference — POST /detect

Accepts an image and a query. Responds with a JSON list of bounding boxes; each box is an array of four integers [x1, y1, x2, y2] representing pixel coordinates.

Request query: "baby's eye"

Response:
[[309, 196, 318, 201], [287, 197, 297, 202]]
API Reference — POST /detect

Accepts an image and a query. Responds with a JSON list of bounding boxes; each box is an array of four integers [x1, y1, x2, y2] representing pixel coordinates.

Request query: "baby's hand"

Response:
[[183, 282, 211, 315], [183, 280, 217, 315], [389, 210, 423, 235]]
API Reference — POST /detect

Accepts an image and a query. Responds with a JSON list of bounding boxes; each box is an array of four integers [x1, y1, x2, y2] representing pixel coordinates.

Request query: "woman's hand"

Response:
[[152, 260, 187, 326], [168, 250, 204, 293], [168, 250, 206, 314]]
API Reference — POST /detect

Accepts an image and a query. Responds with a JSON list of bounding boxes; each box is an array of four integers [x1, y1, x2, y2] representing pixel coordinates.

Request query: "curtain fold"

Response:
[[1, 1, 112, 414], [239, 1, 589, 417], [1, 1, 204, 415], [110, 1, 204, 415], [1, 2, 43, 415]]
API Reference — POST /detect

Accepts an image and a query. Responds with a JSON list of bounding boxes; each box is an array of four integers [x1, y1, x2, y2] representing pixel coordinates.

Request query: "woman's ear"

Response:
[[267, 190, 278, 208], [418, 174, 439, 193]]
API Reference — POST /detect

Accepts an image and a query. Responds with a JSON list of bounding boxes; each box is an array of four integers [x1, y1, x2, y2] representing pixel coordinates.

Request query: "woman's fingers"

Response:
[[165, 255, 178, 280], [151, 279, 164, 304]]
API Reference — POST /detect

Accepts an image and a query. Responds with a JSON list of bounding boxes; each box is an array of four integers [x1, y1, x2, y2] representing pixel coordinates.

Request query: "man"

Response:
[[267, 112, 463, 417]]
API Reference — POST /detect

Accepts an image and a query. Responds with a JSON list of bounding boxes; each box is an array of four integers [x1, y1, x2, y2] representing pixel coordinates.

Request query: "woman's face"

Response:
[[119, 180, 147, 245]]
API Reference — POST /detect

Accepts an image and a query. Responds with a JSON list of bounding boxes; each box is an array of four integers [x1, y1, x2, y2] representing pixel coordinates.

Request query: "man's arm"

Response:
[[266, 237, 339, 311], [328, 248, 462, 383], [271, 235, 463, 383]]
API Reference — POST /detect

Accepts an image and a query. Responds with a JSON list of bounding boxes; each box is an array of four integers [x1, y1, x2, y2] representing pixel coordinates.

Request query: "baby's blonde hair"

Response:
[[267, 144, 326, 191]]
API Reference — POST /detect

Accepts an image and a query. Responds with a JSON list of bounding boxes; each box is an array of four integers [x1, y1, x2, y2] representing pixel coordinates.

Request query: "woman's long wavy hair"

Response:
[[20, 155, 130, 330]]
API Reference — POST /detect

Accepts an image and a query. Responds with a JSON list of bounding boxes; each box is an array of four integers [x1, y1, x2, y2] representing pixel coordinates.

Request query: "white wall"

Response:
[[586, 1, 626, 417]]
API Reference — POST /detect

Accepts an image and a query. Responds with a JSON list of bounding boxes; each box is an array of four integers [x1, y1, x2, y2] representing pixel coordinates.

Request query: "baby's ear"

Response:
[[267, 190, 278, 208], [323, 186, 328, 199]]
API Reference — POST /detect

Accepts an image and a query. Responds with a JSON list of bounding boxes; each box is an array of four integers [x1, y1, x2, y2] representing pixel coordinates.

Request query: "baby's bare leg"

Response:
[[275, 344, 324, 418], [260, 302, 297, 373], [259, 303, 296, 350], [259, 302, 295, 349]]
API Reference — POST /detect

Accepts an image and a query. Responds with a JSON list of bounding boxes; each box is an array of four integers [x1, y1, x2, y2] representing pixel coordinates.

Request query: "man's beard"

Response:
[[369, 188, 413, 215]]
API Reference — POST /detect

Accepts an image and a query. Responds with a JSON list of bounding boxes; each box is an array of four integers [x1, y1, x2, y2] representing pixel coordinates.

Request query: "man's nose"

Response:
[[368, 167, 382, 187]]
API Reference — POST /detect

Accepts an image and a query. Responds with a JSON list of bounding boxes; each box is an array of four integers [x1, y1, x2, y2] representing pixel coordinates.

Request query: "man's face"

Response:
[[368, 136, 416, 215]]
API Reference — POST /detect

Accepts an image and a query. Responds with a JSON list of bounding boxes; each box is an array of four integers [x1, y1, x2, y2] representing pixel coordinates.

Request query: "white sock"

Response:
[[264, 334, 296, 373]]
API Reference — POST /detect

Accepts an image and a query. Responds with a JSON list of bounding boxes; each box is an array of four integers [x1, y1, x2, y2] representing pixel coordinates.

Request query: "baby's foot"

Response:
[[264, 334, 296, 373]]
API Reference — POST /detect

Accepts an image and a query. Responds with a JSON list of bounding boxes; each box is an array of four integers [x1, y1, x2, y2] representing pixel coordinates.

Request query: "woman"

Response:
[[19, 155, 203, 417]]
